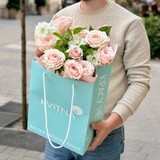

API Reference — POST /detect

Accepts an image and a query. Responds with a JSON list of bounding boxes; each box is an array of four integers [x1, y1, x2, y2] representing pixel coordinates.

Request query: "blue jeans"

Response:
[[44, 126, 125, 160]]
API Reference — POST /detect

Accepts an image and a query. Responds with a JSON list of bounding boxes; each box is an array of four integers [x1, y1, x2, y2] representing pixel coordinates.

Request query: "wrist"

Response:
[[104, 112, 123, 132]]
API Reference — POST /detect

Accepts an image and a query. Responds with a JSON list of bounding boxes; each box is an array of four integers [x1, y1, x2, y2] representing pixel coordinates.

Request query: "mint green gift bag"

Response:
[[28, 59, 112, 155]]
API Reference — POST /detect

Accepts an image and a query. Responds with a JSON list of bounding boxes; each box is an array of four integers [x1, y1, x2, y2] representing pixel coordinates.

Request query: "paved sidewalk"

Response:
[[0, 145, 44, 160], [0, 10, 160, 160], [121, 60, 160, 160]]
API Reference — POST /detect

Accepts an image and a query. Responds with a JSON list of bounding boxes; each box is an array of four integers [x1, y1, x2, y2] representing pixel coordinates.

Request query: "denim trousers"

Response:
[[44, 126, 125, 160]]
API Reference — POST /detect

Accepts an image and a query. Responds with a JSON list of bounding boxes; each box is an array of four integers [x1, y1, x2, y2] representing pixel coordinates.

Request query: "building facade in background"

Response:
[[0, 0, 60, 18]]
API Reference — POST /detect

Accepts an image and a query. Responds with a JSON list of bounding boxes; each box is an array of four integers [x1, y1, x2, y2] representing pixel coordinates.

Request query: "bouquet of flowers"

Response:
[[35, 16, 117, 82]]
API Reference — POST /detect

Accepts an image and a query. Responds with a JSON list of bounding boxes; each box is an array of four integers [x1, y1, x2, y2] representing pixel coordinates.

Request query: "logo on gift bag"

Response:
[[95, 75, 107, 121], [41, 99, 83, 119], [72, 106, 83, 115]]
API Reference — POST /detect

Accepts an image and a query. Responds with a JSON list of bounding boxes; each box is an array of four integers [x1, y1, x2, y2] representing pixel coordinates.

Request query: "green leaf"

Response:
[[80, 45, 88, 51], [53, 32, 63, 40], [64, 52, 69, 58], [98, 26, 112, 35], [86, 48, 93, 55], [54, 40, 67, 52], [66, 28, 73, 38], [82, 48, 94, 60], [89, 25, 94, 31], [63, 34, 70, 42], [56, 68, 63, 75], [64, 52, 73, 60], [92, 47, 98, 50], [83, 51, 88, 60], [54, 40, 62, 50], [73, 27, 86, 34], [67, 28, 72, 35]]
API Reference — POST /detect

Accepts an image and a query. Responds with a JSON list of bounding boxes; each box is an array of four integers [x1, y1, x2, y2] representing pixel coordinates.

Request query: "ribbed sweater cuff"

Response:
[[112, 103, 133, 122]]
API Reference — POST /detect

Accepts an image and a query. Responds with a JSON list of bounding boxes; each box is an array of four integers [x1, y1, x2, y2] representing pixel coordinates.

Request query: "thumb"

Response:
[[91, 122, 101, 130]]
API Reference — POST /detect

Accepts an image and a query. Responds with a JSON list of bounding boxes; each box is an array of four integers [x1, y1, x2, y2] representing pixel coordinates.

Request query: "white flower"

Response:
[[86, 52, 99, 66], [69, 36, 87, 47], [35, 21, 57, 38]]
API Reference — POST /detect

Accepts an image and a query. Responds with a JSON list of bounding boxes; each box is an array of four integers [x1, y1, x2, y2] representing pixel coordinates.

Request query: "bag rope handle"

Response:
[[43, 72, 74, 149]]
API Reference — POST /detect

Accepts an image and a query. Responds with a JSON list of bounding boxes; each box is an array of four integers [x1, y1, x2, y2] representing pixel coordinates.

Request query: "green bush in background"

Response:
[[144, 15, 160, 59], [115, 0, 130, 8], [6, 0, 20, 11], [116, 0, 160, 59], [115, 0, 141, 15]]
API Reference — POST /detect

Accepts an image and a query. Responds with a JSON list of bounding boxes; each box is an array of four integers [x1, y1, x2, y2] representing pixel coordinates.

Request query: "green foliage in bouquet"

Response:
[[35, 16, 116, 80], [144, 15, 160, 59], [35, 0, 47, 7], [53, 26, 112, 61], [7, 0, 20, 11]]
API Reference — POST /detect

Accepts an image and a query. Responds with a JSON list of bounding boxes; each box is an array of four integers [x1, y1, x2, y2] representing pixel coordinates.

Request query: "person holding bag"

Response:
[[35, 0, 150, 160]]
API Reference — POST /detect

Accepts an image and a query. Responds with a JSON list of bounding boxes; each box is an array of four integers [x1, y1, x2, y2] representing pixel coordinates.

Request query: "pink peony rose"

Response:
[[85, 30, 110, 48], [79, 60, 94, 77], [64, 60, 83, 80], [97, 45, 117, 65], [68, 45, 83, 60], [35, 35, 58, 52], [53, 16, 73, 34], [43, 49, 66, 70]]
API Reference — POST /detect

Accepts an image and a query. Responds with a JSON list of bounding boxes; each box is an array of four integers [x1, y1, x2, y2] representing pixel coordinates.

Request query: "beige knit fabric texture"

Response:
[[55, 1, 151, 123]]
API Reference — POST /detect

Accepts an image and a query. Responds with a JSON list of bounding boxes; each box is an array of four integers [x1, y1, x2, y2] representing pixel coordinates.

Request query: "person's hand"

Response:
[[87, 121, 111, 151], [87, 112, 123, 151], [35, 47, 44, 58]]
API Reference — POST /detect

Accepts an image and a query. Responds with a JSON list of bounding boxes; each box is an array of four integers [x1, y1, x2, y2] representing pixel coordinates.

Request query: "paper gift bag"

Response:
[[28, 59, 112, 155]]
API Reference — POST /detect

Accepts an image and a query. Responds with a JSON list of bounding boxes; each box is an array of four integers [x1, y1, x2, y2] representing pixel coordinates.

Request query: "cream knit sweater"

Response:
[[55, 1, 151, 122]]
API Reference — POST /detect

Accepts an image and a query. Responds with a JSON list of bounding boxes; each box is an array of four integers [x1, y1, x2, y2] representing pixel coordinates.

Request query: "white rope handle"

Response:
[[42, 72, 74, 149]]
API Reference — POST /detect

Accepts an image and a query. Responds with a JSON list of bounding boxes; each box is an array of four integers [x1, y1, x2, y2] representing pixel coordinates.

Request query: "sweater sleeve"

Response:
[[112, 18, 151, 122]]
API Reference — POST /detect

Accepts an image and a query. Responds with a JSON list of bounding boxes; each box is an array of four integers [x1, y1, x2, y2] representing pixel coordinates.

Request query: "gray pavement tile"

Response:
[[6, 155, 24, 160], [0, 95, 12, 107], [122, 151, 149, 160], [23, 157, 42, 160], [0, 102, 22, 114], [2, 146, 16, 154], [0, 112, 21, 128], [0, 153, 11, 160], [0, 145, 8, 153], [147, 155, 160, 160], [124, 140, 142, 152], [25, 150, 41, 157], [122, 138, 160, 160], [36, 152, 44, 159], [12, 148, 28, 155], [0, 128, 46, 152], [122, 157, 146, 160], [0, 146, 44, 160]]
